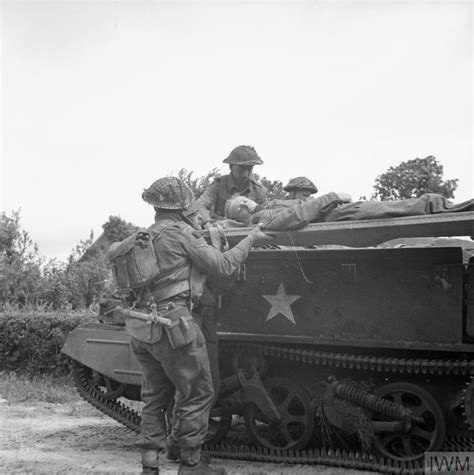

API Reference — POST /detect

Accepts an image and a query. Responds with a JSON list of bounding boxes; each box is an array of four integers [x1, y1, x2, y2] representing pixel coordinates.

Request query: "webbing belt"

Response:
[[149, 280, 190, 303]]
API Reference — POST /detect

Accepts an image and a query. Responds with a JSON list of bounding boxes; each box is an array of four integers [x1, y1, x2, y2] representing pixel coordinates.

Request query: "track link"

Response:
[[224, 341, 474, 376], [72, 361, 140, 432]]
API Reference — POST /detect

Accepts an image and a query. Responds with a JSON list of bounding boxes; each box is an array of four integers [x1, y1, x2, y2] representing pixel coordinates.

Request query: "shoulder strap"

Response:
[[147, 221, 179, 242], [208, 222, 229, 251]]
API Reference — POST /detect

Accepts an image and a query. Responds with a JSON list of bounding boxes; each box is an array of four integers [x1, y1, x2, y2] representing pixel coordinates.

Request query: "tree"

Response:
[[373, 156, 458, 201], [102, 215, 139, 243], [0, 210, 39, 263], [259, 177, 285, 200], [177, 168, 221, 198], [61, 231, 113, 309], [0, 212, 127, 309], [0, 210, 44, 307]]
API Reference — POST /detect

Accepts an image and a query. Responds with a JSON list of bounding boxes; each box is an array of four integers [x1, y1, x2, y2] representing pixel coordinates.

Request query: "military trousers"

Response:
[[194, 306, 221, 398], [130, 319, 214, 451]]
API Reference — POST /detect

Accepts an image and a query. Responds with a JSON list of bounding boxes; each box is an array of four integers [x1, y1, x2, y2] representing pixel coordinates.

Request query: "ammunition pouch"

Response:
[[125, 311, 164, 343], [165, 313, 197, 350], [124, 306, 196, 348]]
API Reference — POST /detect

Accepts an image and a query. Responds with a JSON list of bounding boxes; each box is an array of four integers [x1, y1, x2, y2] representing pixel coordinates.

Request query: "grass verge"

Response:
[[0, 371, 80, 404]]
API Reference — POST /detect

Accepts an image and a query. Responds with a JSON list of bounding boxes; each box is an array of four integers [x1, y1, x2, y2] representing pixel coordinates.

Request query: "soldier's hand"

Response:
[[248, 223, 275, 246]]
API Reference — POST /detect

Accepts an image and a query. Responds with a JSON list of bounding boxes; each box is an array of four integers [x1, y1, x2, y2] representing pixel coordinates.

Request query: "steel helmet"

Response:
[[283, 176, 318, 194], [142, 177, 194, 210], [223, 145, 263, 166]]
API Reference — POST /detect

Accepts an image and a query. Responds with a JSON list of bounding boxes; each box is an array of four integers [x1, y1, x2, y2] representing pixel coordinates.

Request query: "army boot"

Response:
[[167, 446, 211, 464], [140, 448, 160, 475], [178, 459, 226, 475], [167, 438, 211, 464], [142, 468, 160, 475], [178, 447, 225, 475]]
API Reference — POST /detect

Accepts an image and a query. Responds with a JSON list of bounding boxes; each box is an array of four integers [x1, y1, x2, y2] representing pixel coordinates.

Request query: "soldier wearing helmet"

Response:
[[283, 177, 318, 201], [127, 177, 272, 475], [197, 145, 268, 220]]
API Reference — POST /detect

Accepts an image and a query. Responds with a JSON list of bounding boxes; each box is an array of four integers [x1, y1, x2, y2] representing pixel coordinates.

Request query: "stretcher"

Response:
[[207, 211, 474, 247]]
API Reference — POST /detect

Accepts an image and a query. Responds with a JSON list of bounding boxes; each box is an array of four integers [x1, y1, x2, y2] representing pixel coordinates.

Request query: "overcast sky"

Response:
[[1, 0, 473, 261]]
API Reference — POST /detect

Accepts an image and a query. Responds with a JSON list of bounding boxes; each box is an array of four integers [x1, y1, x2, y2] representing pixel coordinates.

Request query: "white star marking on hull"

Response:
[[262, 282, 301, 325]]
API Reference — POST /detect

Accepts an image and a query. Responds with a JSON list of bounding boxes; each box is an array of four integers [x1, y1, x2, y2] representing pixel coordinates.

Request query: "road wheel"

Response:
[[372, 382, 446, 462]]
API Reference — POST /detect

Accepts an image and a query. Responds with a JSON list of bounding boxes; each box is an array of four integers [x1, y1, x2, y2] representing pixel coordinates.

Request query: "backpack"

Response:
[[106, 227, 166, 290]]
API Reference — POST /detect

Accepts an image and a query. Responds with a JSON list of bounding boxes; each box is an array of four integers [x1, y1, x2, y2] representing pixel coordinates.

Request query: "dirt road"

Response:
[[0, 397, 372, 474]]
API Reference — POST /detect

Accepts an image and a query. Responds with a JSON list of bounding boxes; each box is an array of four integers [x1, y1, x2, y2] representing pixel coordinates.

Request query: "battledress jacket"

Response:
[[248, 193, 474, 231], [147, 212, 255, 304], [198, 174, 268, 218]]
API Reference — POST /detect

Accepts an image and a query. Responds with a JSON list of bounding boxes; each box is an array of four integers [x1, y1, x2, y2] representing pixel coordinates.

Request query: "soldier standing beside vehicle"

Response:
[[283, 177, 318, 200], [197, 145, 268, 220], [111, 177, 272, 475]]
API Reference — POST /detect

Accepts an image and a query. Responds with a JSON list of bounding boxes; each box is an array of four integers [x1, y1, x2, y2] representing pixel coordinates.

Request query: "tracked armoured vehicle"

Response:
[[62, 213, 474, 473]]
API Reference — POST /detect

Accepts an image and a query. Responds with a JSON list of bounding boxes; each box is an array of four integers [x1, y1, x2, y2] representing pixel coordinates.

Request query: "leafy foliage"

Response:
[[0, 211, 45, 306], [64, 231, 114, 309], [373, 156, 458, 200], [0, 309, 94, 376], [178, 168, 221, 199], [41, 260, 79, 310], [0, 212, 114, 310], [177, 168, 286, 201], [259, 176, 286, 200], [102, 215, 139, 243]]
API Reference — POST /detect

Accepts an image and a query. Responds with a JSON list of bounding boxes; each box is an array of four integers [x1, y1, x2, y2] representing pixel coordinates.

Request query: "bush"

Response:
[[0, 309, 94, 376]]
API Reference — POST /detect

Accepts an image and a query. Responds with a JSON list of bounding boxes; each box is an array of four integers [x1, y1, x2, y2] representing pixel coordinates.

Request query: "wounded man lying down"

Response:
[[224, 192, 474, 231]]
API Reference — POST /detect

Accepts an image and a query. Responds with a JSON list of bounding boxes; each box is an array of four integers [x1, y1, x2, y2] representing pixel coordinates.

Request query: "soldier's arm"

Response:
[[259, 192, 344, 230], [196, 180, 220, 212], [178, 226, 266, 277]]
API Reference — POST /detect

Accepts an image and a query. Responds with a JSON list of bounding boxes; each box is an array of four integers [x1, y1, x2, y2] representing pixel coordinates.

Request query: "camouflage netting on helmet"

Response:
[[142, 177, 194, 210], [284, 176, 318, 193]]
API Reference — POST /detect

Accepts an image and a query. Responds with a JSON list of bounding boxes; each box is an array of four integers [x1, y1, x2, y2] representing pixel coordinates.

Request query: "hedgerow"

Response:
[[0, 309, 95, 376]]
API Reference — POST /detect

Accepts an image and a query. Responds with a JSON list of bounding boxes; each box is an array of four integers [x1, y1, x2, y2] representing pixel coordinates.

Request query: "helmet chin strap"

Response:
[[180, 210, 201, 230]]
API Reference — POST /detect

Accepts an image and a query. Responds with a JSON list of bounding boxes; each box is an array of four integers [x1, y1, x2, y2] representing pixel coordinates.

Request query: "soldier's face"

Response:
[[235, 197, 257, 221], [226, 196, 257, 222], [289, 189, 313, 200], [233, 206, 251, 222], [230, 165, 253, 184]]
